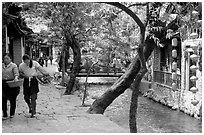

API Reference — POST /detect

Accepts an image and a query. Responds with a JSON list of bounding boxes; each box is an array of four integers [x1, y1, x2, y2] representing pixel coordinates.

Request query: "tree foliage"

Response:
[[87, 2, 202, 133]]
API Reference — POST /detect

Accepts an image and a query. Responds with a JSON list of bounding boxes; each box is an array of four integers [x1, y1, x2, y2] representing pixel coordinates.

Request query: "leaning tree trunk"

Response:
[[129, 20, 147, 132], [129, 68, 146, 133], [64, 36, 81, 95], [129, 45, 148, 132], [87, 36, 156, 114]]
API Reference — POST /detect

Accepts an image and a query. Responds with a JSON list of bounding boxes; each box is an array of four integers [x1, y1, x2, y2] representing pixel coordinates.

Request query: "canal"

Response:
[[45, 64, 202, 133], [84, 83, 202, 133]]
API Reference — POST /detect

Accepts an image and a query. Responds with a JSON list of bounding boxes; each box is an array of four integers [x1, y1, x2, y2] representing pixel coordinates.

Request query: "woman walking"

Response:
[[19, 54, 49, 118], [2, 53, 20, 120]]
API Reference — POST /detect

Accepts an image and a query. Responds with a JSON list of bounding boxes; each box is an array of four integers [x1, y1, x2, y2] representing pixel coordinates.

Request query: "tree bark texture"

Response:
[[129, 24, 147, 132], [87, 36, 156, 114], [129, 67, 147, 133], [64, 36, 81, 95], [129, 77, 140, 133]]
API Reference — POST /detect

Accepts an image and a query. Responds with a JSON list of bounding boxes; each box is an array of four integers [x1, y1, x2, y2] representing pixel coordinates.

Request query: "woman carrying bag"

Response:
[[2, 53, 20, 120], [19, 54, 49, 118]]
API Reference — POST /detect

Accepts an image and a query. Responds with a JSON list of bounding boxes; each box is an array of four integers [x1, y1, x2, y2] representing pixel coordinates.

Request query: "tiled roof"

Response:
[[3, 13, 33, 36]]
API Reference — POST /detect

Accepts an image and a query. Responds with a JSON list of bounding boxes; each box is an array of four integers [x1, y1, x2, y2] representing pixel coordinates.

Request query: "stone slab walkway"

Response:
[[2, 83, 128, 133]]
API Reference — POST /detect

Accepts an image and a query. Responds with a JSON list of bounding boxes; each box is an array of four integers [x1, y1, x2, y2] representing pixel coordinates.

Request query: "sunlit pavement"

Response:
[[3, 63, 201, 133], [2, 63, 128, 133]]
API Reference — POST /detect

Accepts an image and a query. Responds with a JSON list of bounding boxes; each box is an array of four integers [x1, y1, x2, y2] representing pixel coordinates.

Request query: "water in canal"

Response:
[[86, 84, 202, 133]]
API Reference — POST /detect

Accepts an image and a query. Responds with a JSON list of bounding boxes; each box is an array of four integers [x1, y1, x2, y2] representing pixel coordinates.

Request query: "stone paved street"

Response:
[[2, 63, 128, 133], [2, 84, 128, 133]]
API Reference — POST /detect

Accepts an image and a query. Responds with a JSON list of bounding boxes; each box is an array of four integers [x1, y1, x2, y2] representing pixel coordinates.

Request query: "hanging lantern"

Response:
[[191, 99, 199, 106], [172, 72, 177, 80], [185, 48, 194, 53], [190, 33, 198, 39], [172, 83, 177, 91], [190, 76, 198, 82], [172, 62, 177, 71], [190, 54, 199, 62], [172, 38, 177, 47], [197, 20, 202, 23], [190, 43, 199, 50], [190, 87, 198, 93], [190, 65, 198, 72], [172, 49, 177, 58]]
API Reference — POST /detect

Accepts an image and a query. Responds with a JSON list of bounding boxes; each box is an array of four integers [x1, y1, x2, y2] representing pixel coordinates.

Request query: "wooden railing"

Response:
[[153, 70, 181, 90]]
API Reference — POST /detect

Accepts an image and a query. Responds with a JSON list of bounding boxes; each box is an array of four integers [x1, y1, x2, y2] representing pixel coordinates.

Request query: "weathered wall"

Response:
[[140, 79, 201, 119], [141, 39, 202, 120], [153, 47, 160, 71], [179, 39, 202, 119], [13, 37, 23, 65], [140, 80, 180, 109]]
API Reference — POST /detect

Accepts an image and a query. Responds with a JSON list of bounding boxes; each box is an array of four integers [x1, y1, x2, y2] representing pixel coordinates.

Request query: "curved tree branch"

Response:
[[105, 2, 145, 30], [116, 2, 148, 15]]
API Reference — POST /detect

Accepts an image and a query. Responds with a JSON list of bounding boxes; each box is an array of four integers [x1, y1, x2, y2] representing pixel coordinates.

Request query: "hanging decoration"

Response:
[[188, 32, 199, 106], [190, 76, 198, 82], [190, 65, 198, 72], [190, 43, 199, 50], [172, 49, 177, 58], [185, 48, 194, 53], [172, 72, 177, 80], [189, 87, 198, 93], [190, 54, 199, 62], [171, 38, 178, 91], [172, 62, 177, 71], [172, 38, 177, 47], [172, 82, 177, 91]]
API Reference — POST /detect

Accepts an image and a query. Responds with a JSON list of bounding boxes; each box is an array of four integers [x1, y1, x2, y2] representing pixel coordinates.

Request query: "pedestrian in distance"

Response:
[[45, 56, 48, 67], [38, 57, 44, 67], [49, 55, 53, 65], [19, 54, 49, 118], [2, 53, 20, 120], [112, 57, 119, 74]]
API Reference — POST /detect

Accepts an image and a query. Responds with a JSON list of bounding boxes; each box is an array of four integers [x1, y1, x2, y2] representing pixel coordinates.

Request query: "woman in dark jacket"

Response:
[[2, 53, 20, 119]]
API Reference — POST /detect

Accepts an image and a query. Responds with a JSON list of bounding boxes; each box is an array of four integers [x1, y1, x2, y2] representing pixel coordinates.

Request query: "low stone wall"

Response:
[[140, 80, 179, 109], [139, 79, 202, 119], [179, 90, 202, 119]]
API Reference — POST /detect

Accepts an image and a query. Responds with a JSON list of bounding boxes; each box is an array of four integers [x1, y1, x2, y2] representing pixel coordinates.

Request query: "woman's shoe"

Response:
[[30, 114, 36, 118], [2, 116, 9, 120], [2, 113, 8, 120], [29, 109, 32, 113]]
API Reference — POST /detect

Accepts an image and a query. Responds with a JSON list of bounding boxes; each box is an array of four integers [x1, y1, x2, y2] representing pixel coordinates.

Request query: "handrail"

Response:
[[153, 70, 181, 89]]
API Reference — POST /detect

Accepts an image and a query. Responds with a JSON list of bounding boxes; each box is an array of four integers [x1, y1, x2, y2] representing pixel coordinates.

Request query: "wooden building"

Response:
[[2, 4, 33, 65]]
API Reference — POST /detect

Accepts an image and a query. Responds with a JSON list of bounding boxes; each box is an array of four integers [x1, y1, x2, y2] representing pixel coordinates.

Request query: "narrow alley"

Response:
[[2, 63, 202, 133]]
